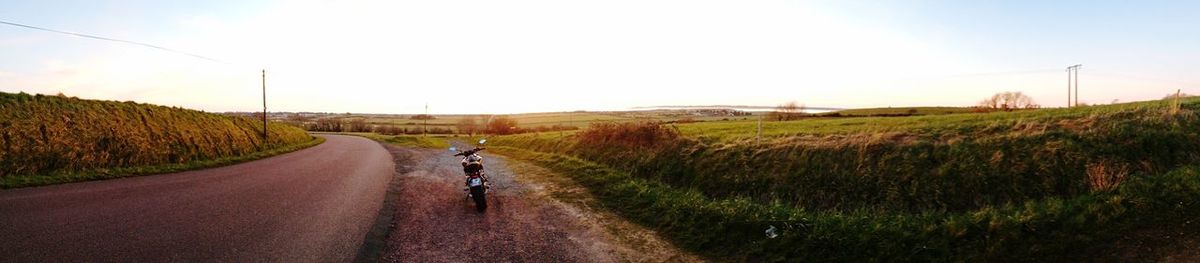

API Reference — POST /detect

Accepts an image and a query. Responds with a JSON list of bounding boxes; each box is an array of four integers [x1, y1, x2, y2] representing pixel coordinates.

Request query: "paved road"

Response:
[[0, 135, 393, 262]]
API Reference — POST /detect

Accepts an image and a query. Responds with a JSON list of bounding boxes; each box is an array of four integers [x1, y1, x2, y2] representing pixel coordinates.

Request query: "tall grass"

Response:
[[0, 92, 314, 184]]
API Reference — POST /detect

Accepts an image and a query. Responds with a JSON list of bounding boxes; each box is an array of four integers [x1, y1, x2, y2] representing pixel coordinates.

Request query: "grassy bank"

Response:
[[0, 92, 318, 188], [493, 98, 1200, 212], [491, 146, 1200, 261], [486, 97, 1200, 260]]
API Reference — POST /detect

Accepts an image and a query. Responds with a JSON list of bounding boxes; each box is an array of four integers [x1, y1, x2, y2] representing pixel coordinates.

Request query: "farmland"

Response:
[[0, 92, 319, 188], [475, 97, 1200, 261], [275, 108, 757, 134]]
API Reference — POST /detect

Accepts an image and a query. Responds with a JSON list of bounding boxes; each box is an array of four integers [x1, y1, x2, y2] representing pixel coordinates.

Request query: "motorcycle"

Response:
[[450, 139, 489, 212]]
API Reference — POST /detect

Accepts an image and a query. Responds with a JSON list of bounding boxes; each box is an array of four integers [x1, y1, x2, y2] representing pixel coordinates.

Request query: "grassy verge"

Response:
[[332, 132, 452, 149], [1, 136, 324, 189], [502, 155, 703, 262], [491, 146, 1200, 261], [1, 92, 313, 178]]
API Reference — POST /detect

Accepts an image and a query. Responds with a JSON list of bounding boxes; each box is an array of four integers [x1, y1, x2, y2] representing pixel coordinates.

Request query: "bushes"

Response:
[[0, 92, 313, 180]]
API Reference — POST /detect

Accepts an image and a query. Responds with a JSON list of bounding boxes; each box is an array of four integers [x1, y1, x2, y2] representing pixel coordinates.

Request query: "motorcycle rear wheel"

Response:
[[470, 186, 487, 212]]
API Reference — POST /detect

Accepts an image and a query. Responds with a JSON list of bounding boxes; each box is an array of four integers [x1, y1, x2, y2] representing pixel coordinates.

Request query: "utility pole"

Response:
[[1066, 64, 1082, 107], [423, 102, 428, 137], [262, 69, 268, 143], [1065, 66, 1075, 108]]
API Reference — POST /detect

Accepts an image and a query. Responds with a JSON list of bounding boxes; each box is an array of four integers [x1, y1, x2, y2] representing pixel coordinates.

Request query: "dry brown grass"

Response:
[[0, 92, 312, 178], [1088, 160, 1130, 192]]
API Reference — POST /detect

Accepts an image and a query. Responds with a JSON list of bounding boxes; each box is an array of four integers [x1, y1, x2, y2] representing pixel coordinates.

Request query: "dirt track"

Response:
[[377, 144, 701, 263], [378, 145, 614, 262]]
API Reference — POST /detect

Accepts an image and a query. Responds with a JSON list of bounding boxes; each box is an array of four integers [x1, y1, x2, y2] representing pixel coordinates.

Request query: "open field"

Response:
[[829, 106, 976, 116], [286, 106, 986, 136], [0, 92, 318, 188], [478, 97, 1200, 261], [282, 108, 757, 133]]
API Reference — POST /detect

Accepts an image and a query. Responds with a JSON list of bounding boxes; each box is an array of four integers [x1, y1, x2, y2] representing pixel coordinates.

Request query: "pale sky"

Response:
[[1, 0, 1197, 114]]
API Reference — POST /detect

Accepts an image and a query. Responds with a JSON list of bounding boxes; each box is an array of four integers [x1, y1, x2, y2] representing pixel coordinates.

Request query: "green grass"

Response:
[[338, 132, 452, 149], [674, 100, 1186, 142], [830, 106, 976, 116], [486, 97, 1200, 261], [491, 146, 1200, 261]]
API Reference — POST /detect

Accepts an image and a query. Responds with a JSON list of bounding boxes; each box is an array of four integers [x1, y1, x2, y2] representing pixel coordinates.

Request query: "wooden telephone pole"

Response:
[[262, 69, 268, 143], [1066, 64, 1082, 107]]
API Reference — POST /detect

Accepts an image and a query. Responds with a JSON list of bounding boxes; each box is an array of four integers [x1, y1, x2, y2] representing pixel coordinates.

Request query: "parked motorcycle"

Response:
[[450, 139, 489, 212]]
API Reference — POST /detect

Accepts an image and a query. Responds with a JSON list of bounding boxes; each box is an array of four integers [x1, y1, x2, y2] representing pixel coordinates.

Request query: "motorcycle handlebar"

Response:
[[452, 147, 486, 157]]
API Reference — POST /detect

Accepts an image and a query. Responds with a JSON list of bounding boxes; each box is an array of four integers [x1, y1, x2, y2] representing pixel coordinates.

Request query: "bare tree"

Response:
[[486, 116, 519, 135], [348, 118, 371, 132], [767, 101, 805, 121], [312, 118, 345, 132], [456, 116, 480, 136], [979, 92, 1038, 111]]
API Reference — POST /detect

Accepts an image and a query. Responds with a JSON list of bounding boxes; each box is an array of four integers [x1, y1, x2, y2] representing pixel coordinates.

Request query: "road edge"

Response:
[[353, 143, 414, 263]]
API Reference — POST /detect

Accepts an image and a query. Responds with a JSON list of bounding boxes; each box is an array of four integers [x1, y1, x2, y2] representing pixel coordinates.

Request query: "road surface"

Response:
[[0, 135, 393, 262]]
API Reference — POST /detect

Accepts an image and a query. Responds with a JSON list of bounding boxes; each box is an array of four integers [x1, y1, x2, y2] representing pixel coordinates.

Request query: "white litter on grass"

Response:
[[766, 225, 780, 239]]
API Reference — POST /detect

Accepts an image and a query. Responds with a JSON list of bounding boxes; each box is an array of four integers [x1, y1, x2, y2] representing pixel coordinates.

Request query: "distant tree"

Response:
[[284, 113, 311, 128], [1164, 92, 1192, 100], [486, 116, 519, 135], [456, 117, 480, 136], [348, 118, 371, 132], [979, 92, 1038, 111], [411, 114, 436, 120], [312, 118, 345, 132], [373, 124, 404, 135], [767, 101, 805, 121]]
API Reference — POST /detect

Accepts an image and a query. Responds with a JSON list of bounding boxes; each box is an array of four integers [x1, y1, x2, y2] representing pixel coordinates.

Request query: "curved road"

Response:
[[0, 135, 393, 262]]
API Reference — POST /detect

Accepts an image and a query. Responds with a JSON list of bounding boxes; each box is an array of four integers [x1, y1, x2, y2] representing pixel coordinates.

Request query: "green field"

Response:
[[829, 106, 976, 116], [0, 92, 319, 188], [480, 97, 1200, 261]]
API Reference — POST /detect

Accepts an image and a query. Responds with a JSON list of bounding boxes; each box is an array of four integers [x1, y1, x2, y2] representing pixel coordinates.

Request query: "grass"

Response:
[[490, 145, 1200, 262], [0, 91, 317, 188], [1, 136, 324, 189], [673, 100, 1190, 142], [485, 97, 1200, 261], [336, 132, 452, 149], [830, 106, 975, 116]]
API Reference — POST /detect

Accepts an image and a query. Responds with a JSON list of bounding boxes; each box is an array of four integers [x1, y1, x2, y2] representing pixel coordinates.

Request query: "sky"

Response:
[[0, 0, 1197, 114]]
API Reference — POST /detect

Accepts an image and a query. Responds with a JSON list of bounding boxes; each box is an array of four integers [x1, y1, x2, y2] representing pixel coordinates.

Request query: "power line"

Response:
[[0, 19, 228, 64]]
